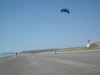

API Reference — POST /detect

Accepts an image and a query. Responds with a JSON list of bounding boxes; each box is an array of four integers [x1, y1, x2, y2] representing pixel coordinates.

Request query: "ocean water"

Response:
[[0, 53, 15, 57]]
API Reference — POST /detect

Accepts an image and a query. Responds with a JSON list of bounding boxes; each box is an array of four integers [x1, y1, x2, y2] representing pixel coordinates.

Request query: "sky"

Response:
[[0, 0, 100, 53]]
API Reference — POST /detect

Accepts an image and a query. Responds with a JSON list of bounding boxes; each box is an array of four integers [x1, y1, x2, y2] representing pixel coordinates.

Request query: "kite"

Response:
[[61, 8, 70, 14]]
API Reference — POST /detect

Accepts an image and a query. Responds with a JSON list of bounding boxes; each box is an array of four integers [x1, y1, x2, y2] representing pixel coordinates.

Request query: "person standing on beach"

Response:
[[16, 52, 18, 56]]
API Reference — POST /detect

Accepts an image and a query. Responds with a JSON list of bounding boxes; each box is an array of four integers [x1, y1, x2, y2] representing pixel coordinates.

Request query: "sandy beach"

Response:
[[0, 50, 100, 75]]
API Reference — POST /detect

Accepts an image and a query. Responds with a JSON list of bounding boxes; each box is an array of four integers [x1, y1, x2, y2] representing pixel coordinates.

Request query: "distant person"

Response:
[[55, 51, 56, 55], [16, 52, 18, 56]]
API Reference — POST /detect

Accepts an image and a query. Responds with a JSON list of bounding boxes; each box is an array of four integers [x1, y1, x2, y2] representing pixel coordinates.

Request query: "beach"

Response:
[[0, 49, 100, 75]]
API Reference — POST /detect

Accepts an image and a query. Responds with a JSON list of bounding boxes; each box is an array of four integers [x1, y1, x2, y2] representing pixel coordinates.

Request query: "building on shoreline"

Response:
[[86, 40, 91, 48]]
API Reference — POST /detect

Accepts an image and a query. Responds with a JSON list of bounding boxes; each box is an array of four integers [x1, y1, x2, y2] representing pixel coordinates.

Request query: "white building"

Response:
[[86, 43, 91, 48], [86, 40, 91, 48]]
